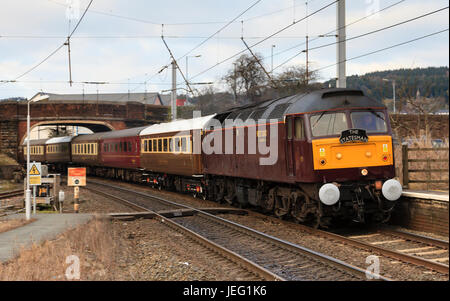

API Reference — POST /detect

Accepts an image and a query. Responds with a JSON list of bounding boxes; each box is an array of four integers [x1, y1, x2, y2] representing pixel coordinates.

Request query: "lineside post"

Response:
[[74, 186, 79, 213]]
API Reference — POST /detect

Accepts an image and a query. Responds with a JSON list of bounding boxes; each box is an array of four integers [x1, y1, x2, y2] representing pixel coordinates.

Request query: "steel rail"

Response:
[[294, 225, 449, 274], [87, 179, 389, 281], [0, 190, 23, 199], [378, 228, 449, 250], [86, 184, 285, 281]]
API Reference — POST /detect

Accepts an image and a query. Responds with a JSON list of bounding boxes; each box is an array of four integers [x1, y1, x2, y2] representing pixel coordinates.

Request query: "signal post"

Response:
[[68, 168, 86, 213]]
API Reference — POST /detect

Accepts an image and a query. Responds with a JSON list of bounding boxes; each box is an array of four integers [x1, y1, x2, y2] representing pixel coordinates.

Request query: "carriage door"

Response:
[[286, 117, 294, 176]]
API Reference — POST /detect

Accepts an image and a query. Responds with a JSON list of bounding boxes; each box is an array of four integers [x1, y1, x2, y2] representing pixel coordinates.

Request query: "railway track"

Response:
[[87, 179, 388, 281], [0, 190, 23, 200], [292, 224, 449, 275]]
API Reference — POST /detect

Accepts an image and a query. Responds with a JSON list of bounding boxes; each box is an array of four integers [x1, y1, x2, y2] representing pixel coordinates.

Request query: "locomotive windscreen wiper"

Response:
[[367, 109, 385, 121], [311, 111, 326, 129]]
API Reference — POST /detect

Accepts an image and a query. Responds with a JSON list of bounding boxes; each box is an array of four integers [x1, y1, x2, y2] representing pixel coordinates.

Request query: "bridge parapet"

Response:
[[0, 101, 169, 160]]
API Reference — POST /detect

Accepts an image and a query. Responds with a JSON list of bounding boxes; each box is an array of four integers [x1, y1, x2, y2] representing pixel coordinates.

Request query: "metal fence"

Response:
[[402, 145, 449, 190]]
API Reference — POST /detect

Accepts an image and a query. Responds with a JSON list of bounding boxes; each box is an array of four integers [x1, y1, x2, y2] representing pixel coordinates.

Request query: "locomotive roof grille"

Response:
[[268, 103, 291, 120], [321, 90, 364, 99]]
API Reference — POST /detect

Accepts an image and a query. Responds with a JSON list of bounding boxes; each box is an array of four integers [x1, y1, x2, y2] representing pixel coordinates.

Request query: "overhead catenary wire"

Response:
[[2, 0, 93, 85], [312, 28, 449, 74], [47, 0, 306, 27], [272, 5, 449, 72], [174, 0, 262, 62], [189, 0, 337, 81], [266, 0, 407, 62]]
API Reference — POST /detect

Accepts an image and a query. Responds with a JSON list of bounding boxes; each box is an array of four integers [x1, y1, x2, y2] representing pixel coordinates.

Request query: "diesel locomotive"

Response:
[[21, 88, 402, 227]]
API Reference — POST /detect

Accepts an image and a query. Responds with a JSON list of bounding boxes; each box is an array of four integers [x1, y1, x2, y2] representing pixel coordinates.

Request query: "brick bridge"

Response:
[[0, 92, 169, 160]]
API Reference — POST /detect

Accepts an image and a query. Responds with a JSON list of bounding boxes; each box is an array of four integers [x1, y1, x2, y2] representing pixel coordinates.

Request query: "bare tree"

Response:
[[272, 66, 320, 97], [47, 126, 72, 138], [396, 81, 445, 141], [223, 53, 268, 103]]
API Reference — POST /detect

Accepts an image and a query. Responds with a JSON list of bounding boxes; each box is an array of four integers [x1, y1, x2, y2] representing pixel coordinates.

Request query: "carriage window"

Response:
[[84, 144, 87, 154], [128, 142, 132, 152], [158, 139, 162, 152], [350, 111, 387, 133], [169, 138, 173, 152], [153, 140, 157, 153], [294, 118, 305, 140], [148, 140, 152, 152], [287, 118, 293, 139], [181, 137, 187, 152], [310, 112, 348, 137], [144, 140, 148, 152], [175, 138, 180, 152], [163, 139, 168, 152]]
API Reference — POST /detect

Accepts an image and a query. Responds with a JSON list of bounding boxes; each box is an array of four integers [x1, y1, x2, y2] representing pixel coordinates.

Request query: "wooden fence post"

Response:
[[402, 144, 409, 189]]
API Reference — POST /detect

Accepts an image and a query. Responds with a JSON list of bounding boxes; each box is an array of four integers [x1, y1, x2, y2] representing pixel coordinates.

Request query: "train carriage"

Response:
[[22, 138, 47, 163], [45, 136, 74, 170], [139, 115, 215, 193], [71, 133, 104, 169], [98, 127, 147, 181]]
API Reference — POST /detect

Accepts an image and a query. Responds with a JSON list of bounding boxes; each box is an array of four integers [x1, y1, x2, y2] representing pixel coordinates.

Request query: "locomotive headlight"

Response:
[[336, 153, 342, 160], [361, 168, 368, 176], [382, 179, 402, 201], [319, 183, 340, 206]]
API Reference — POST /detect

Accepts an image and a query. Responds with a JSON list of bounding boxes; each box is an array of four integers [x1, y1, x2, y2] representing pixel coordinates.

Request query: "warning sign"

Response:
[[29, 162, 41, 186], [68, 167, 86, 186], [29, 164, 40, 175]]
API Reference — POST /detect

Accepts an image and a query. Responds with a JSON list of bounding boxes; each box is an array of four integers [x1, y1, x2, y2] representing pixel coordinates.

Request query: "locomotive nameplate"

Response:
[[339, 129, 368, 144]]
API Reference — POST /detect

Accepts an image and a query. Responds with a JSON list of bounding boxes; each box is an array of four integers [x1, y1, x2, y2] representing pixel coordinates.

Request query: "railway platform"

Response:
[[402, 189, 449, 202], [0, 213, 93, 262], [393, 190, 449, 237]]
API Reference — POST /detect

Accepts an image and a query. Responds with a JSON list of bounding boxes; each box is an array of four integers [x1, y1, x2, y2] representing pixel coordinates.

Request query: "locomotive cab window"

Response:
[[310, 112, 348, 137], [294, 117, 305, 140], [287, 118, 293, 140], [350, 111, 387, 133]]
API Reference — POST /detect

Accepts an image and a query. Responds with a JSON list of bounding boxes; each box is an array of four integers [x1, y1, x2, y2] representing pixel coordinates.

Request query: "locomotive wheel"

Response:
[[290, 192, 309, 223], [274, 195, 290, 219], [260, 188, 276, 213]]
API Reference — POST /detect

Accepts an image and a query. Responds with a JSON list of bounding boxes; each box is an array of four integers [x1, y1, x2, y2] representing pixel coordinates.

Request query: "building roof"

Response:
[[140, 115, 216, 136], [28, 92, 164, 105]]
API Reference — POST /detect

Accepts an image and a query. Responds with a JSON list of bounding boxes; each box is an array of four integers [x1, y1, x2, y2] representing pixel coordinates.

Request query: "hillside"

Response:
[[323, 66, 449, 104]]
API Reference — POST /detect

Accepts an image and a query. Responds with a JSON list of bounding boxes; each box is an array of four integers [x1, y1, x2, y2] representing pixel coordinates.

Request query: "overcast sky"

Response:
[[0, 0, 448, 99]]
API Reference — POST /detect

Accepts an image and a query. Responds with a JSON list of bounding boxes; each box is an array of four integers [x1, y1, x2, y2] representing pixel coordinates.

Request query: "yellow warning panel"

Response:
[[30, 177, 41, 185]]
